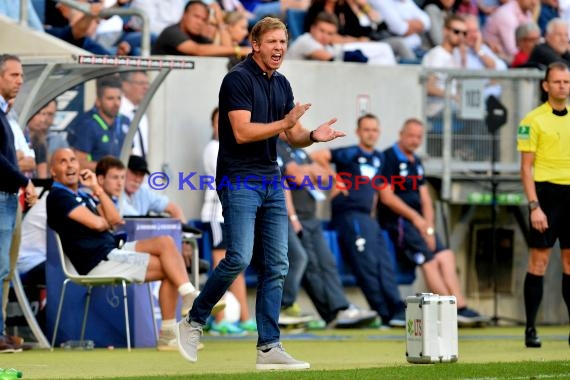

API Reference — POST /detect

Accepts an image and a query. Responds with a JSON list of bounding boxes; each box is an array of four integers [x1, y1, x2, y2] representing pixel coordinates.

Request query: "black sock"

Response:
[[524, 273, 543, 329], [562, 273, 570, 321]]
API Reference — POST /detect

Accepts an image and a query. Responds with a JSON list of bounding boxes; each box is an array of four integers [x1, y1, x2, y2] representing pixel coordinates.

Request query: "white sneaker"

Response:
[[332, 305, 378, 328], [256, 343, 310, 370], [158, 329, 204, 352], [176, 319, 202, 362]]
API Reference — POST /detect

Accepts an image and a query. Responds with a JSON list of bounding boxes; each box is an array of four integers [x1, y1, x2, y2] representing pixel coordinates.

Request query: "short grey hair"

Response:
[[0, 54, 20, 74], [545, 18, 568, 36], [515, 22, 540, 42]]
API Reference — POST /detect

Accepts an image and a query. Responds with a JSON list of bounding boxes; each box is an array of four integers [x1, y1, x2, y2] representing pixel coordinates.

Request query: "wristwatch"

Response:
[[528, 200, 540, 212], [426, 227, 435, 236]]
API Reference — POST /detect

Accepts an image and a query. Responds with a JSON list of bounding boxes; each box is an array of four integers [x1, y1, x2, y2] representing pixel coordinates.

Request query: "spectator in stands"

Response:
[[67, 76, 129, 171], [304, 0, 416, 61], [277, 138, 379, 328], [241, 0, 309, 26], [210, 11, 251, 69], [312, 114, 406, 327], [45, 1, 118, 56], [368, 0, 431, 59], [455, 0, 479, 17], [151, 1, 252, 58], [422, 14, 466, 152], [129, 0, 186, 36], [46, 148, 212, 352], [201, 107, 256, 335], [378, 118, 488, 325], [483, 0, 537, 63], [537, 0, 560, 35], [422, 0, 457, 49], [92, 0, 149, 56], [287, 12, 396, 65], [528, 18, 570, 67], [119, 71, 149, 159], [457, 14, 507, 160], [477, 0, 501, 27], [459, 16, 507, 96], [511, 22, 542, 67]]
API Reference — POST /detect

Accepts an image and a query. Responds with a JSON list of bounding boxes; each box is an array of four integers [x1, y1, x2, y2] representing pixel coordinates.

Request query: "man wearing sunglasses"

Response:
[[421, 14, 467, 157]]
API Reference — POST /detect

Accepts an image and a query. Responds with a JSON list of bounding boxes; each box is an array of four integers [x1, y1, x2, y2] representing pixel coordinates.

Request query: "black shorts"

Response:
[[385, 218, 446, 270], [529, 181, 570, 249], [203, 222, 226, 250]]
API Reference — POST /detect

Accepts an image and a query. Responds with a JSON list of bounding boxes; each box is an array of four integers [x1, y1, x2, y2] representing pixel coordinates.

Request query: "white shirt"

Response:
[[422, 45, 459, 117], [130, 0, 186, 35], [369, 0, 431, 50], [287, 33, 343, 61], [17, 195, 47, 274], [9, 118, 35, 158], [200, 139, 223, 223], [120, 96, 149, 158]]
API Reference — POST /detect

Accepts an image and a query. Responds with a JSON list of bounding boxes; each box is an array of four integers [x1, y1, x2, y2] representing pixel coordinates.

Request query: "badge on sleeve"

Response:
[[517, 125, 530, 140]]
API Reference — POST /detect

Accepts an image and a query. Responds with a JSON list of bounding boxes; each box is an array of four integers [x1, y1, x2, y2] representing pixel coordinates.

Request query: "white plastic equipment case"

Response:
[[405, 293, 459, 364]]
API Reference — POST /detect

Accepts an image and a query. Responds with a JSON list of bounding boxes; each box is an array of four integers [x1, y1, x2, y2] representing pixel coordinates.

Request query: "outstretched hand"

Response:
[[311, 118, 346, 142], [285, 103, 311, 130]]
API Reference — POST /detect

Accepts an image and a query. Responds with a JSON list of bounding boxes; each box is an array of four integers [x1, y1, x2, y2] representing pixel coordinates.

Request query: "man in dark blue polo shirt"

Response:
[[312, 113, 406, 328], [378, 118, 487, 325], [67, 76, 129, 171], [178, 17, 344, 369], [0, 54, 37, 352]]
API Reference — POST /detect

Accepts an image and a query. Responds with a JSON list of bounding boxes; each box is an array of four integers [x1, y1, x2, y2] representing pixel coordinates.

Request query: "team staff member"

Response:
[[177, 17, 345, 369], [378, 118, 487, 325], [67, 76, 130, 171], [312, 113, 406, 328], [518, 61, 570, 348], [0, 54, 37, 353]]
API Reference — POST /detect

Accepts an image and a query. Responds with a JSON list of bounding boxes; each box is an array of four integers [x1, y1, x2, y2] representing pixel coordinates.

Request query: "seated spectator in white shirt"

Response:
[[287, 12, 396, 65], [369, 0, 431, 58]]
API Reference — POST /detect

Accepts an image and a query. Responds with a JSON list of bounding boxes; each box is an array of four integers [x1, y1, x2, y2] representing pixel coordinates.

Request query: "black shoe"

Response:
[[181, 224, 203, 236], [525, 327, 541, 348]]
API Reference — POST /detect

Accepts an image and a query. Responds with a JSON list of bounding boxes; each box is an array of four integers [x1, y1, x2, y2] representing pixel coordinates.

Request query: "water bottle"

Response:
[[0, 368, 23, 380], [61, 340, 95, 350]]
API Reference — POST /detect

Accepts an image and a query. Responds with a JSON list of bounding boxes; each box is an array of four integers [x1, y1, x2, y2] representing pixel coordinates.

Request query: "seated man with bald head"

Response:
[[46, 148, 223, 351]]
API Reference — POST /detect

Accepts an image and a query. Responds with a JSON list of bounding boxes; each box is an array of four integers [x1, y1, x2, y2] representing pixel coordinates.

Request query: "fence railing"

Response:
[[418, 68, 545, 201]]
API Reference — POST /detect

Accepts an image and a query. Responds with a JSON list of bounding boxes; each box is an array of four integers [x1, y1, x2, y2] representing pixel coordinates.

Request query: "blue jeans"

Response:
[[281, 224, 308, 308], [189, 184, 288, 349], [0, 192, 18, 334]]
